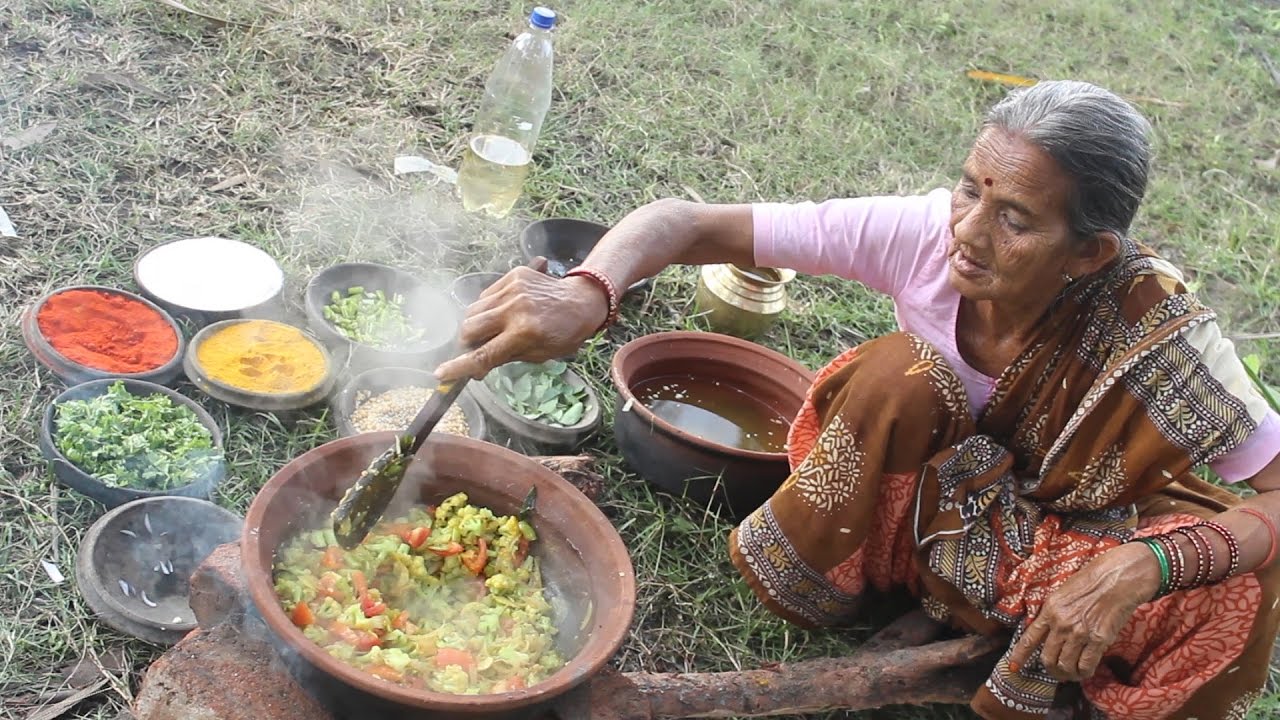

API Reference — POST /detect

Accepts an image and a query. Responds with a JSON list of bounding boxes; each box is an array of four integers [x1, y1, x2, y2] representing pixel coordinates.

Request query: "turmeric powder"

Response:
[[196, 320, 328, 394]]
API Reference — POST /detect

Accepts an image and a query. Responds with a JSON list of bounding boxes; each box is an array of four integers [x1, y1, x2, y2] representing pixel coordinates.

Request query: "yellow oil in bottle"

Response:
[[458, 134, 532, 218]]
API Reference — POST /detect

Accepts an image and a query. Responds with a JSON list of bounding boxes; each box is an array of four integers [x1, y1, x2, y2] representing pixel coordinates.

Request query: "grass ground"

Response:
[[1, 0, 1277, 718]]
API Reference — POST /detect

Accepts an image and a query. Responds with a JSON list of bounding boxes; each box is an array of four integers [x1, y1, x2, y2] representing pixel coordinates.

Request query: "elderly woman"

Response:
[[436, 81, 1280, 720]]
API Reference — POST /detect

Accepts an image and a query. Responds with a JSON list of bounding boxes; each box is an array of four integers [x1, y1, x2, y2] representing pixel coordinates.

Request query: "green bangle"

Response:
[[1136, 538, 1171, 598]]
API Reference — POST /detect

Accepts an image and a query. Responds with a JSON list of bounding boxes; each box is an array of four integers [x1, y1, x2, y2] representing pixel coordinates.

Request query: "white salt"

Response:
[[135, 236, 284, 312]]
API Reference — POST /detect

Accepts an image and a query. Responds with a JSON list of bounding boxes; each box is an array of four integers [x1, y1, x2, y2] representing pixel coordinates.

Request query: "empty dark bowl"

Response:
[[241, 432, 636, 719], [76, 496, 242, 645], [519, 218, 649, 294], [40, 378, 226, 508], [449, 272, 505, 309], [330, 365, 487, 441], [609, 331, 814, 519], [304, 263, 460, 374]]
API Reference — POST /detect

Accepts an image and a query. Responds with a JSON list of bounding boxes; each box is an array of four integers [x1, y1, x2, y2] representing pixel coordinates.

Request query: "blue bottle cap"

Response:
[[530, 7, 556, 29]]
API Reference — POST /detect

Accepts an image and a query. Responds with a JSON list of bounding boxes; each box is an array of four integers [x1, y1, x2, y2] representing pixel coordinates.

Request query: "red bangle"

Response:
[[564, 267, 620, 333], [1197, 520, 1241, 581], [1237, 507, 1279, 569]]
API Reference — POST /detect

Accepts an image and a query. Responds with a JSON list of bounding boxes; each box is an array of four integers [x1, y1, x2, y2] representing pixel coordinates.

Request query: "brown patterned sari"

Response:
[[729, 245, 1280, 719]]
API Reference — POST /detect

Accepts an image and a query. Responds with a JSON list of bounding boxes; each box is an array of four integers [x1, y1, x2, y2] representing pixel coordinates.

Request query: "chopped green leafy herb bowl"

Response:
[[467, 360, 601, 454], [304, 262, 460, 375], [39, 378, 226, 508]]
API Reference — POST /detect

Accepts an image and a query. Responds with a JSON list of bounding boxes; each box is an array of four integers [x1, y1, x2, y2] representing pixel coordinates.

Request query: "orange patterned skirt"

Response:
[[729, 334, 1280, 720]]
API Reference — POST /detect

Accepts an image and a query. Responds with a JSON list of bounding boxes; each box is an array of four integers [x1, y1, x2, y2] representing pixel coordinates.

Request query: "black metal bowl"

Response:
[[330, 365, 487, 441], [76, 496, 242, 645], [39, 378, 226, 508], [304, 262, 460, 374], [519, 218, 650, 294], [449, 272, 505, 310]]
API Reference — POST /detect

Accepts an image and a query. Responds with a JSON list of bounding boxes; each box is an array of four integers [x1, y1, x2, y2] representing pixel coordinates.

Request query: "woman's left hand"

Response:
[[1007, 541, 1162, 681]]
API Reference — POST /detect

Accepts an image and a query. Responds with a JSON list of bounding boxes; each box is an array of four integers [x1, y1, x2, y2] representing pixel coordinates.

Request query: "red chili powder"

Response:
[[36, 289, 179, 373]]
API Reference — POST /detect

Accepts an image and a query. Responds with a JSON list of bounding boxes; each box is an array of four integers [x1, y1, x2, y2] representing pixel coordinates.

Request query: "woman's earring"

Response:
[[1062, 272, 1074, 284]]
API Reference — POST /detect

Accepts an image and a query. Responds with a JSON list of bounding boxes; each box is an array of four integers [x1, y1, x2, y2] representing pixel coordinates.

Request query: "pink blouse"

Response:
[[752, 188, 1280, 483]]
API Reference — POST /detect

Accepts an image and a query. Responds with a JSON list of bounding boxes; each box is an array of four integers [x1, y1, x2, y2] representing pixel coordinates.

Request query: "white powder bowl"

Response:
[[134, 237, 285, 318]]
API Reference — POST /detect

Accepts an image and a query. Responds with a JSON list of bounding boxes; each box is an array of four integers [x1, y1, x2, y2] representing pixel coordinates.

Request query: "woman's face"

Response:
[[947, 129, 1080, 305]]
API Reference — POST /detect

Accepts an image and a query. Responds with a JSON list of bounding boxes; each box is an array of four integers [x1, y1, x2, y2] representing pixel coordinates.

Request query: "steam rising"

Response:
[[279, 157, 531, 370]]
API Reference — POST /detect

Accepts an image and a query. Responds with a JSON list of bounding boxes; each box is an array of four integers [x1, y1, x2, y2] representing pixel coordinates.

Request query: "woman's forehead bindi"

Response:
[[984, 177, 993, 187]]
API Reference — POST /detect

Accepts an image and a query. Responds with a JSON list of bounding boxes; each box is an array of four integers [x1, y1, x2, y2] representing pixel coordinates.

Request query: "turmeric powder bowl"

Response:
[[184, 319, 337, 411]]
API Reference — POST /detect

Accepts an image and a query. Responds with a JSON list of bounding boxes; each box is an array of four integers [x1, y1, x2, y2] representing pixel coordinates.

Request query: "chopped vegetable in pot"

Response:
[[273, 493, 562, 694]]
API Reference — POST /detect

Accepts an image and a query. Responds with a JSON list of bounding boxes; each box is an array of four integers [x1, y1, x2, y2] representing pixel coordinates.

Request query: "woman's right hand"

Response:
[[433, 267, 609, 382]]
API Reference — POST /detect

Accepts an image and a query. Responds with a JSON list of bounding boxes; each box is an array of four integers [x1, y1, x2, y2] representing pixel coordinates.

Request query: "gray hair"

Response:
[[984, 80, 1152, 241]]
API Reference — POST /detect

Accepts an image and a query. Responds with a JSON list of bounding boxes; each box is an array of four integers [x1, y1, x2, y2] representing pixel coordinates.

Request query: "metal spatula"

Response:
[[329, 257, 547, 549], [330, 379, 468, 549]]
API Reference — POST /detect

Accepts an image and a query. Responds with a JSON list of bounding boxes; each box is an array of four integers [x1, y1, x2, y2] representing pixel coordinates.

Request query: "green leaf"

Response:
[[512, 374, 534, 402], [544, 360, 568, 376], [52, 381, 221, 491], [558, 402, 585, 426]]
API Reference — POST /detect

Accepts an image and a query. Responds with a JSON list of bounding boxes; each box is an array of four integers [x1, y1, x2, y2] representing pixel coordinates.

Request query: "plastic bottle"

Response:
[[457, 7, 556, 218]]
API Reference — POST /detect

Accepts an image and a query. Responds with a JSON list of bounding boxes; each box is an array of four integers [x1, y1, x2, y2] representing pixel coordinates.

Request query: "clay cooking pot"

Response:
[[241, 433, 636, 719], [610, 331, 814, 519]]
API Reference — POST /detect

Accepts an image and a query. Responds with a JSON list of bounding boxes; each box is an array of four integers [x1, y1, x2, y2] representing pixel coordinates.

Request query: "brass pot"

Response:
[[694, 264, 796, 338]]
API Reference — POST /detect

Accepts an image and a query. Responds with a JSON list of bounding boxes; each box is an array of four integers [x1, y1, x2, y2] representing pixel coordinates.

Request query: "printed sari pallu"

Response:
[[729, 246, 1280, 720]]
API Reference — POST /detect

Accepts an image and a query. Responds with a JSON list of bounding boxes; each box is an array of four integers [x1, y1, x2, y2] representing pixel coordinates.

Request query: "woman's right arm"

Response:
[[434, 198, 754, 381]]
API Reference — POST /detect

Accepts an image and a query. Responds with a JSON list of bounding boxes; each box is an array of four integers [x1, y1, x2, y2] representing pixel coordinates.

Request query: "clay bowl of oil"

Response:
[[610, 331, 814, 519]]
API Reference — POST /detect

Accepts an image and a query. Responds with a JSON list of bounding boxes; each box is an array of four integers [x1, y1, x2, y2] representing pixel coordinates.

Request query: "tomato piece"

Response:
[[321, 545, 344, 569], [391, 610, 410, 630], [507, 675, 526, 690], [317, 573, 342, 599], [354, 631, 382, 652], [350, 570, 368, 597], [462, 538, 488, 575], [367, 665, 403, 683], [402, 527, 430, 549], [290, 602, 315, 627], [434, 647, 475, 670], [513, 536, 530, 566], [428, 541, 464, 557], [327, 622, 358, 645], [361, 593, 387, 617]]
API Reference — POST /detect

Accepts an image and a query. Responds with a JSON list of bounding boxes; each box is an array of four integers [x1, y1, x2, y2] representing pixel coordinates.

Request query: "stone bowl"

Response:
[[448, 271, 505, 310], [21, 285, 187, 387], [241, 433, 636, 720], [304, 262, 460, 374], [76, 496, 242, 645], [468, 363, 601, 455], [609, 331, 814, 519], [519, 218, 649, 294], [133, 236, 286, 328], [329, 365, 487, 441], [39, 378, 227, 508]]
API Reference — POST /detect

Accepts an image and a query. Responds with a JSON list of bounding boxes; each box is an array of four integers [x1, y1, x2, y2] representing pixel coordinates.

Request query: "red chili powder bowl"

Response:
[[36, 289, 180, 373]]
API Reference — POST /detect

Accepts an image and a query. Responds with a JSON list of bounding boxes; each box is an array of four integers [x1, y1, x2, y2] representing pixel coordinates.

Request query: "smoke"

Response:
[[110, 498, 241, 631], [273, 148, 532, 373]]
